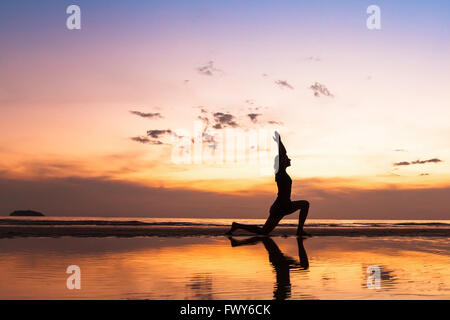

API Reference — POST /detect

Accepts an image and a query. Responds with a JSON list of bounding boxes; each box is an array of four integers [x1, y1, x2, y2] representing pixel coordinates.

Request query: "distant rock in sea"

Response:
[[10, 210, 45, 217]]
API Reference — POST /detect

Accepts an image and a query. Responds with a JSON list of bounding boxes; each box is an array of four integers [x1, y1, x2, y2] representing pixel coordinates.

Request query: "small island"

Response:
[[10, 210, 45, 217]]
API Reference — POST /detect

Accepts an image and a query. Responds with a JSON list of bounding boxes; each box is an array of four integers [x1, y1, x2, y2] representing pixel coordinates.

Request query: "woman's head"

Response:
[[274, 154, 291, 172], [280, 154, 291, 168]]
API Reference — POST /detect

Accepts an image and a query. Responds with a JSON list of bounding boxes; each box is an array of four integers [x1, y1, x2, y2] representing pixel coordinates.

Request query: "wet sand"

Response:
[[1, 224, 449, 238]]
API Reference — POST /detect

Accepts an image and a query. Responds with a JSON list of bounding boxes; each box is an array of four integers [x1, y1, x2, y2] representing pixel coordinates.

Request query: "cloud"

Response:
[[247, 113, 262, 123], [306, 56, 321, 62], [310, 82, 334, 97], [212, 112, 239, 129], [5, 160, 92, 178], [197, 114, 210, 125], [130, 110, 162, 119], [268, 120, 283, 125], [393, 161, 410, 166], [393, 158, 443, 166], [197, 61, 222, 76], [130, 136, 163, 145], [1, 176, 450, 219], [412, 158, 442, 164], [275, 80, 294, 90], [147, 129, 172, 139], [194, 107, 281, 131], [130, 130, 173, 145]]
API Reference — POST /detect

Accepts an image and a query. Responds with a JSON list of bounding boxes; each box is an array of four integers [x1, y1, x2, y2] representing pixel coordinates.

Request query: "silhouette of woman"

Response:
[[228, 236, 309, 300], [227, 132, 310, 236]]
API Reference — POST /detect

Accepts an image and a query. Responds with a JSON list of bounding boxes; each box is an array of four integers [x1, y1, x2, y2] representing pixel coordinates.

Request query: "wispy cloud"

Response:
[[393, 161, 410, 166], [131, 129, 173, 145], [268, 120, 283, 125], [393, 158, 443, 166], [147, 129, 172, 139], [130, 110, 162, 119], [212, 112, 239, 129], [412, 159, 442, 164], [130, 136, 163, 145], [194, 107, 282, 132], [310, 82, 334, 97], [197, 61, 222, 76], [306, 56, 321, 62], [275, 80, 294, 90], [2, 176, 450, 219], [247, 113, 262, 123]]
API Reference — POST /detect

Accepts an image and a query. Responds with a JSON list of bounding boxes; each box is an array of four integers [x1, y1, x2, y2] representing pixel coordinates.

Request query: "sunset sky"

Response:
[[0, 0, 449, 219]]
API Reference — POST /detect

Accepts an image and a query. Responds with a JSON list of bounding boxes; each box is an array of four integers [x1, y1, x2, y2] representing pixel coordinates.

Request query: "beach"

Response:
[[0, 218, 449, 299], [0, 217, 449, 238]]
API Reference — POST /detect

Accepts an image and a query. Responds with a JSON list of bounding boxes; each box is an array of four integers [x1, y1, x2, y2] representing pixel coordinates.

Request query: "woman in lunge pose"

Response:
[[226, 132, 310, 236]]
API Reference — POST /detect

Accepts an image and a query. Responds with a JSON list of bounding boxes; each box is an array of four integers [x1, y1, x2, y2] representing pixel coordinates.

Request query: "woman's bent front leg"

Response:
[[291, 200, 310, 236], [261, 214, 283, 235]]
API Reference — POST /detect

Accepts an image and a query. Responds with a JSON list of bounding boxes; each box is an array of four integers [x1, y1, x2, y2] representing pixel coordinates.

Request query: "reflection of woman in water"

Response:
[[228, 236, 309, 300], [227, 132, 310, 236]]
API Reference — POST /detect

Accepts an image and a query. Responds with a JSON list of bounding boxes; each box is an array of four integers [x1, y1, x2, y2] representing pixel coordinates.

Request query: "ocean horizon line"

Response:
[[1, 217, 449, 238], [1, 216, 450, 227]]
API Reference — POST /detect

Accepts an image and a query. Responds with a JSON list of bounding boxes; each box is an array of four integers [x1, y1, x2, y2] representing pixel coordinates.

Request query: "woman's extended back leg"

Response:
[[227, 214, 283, 235], [230, 222, 264, 235]]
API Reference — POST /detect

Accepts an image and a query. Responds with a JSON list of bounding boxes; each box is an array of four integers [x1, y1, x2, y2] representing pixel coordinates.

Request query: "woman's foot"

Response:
[[225, 222, 237, 235]]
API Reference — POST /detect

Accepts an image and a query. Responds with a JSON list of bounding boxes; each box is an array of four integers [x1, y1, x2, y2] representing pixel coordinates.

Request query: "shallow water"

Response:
[[0, 236, 449, 299], [2, 217, 448, 238], [2, 217, 450, 228]]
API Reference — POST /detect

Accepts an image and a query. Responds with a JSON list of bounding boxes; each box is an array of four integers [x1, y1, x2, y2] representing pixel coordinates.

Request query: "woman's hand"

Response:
[[273, 131, 281, 143]]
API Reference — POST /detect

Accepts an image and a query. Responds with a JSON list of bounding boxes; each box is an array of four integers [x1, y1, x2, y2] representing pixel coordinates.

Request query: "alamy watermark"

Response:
[[64, 5, 380, 31], [171, 121, 281, 175], [366, 265, 381, 289], [66, 265, 81, 290], [66, 5, 81, 30], [366, 5, 381, 30]]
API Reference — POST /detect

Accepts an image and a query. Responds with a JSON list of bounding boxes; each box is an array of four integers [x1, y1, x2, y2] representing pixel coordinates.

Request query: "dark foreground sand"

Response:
[[1, 224, 449, 238]]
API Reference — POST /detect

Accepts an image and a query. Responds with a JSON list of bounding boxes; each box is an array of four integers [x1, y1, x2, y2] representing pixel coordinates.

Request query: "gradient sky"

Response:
[[0, 0, 449, 218]]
